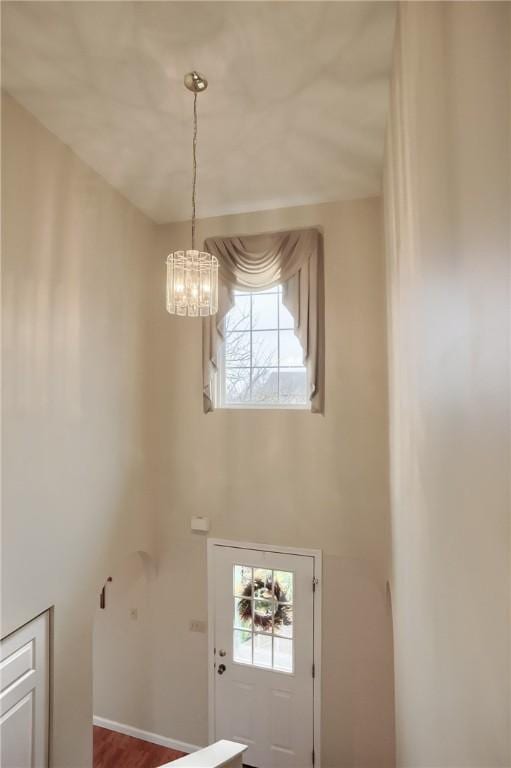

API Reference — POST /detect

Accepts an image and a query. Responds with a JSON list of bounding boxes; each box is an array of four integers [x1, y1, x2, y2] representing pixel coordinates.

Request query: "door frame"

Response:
[[207, 538, 322, 767]]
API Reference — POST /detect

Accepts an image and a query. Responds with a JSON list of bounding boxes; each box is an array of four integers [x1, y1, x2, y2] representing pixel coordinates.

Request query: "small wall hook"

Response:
[[99, 577, 113, 610]]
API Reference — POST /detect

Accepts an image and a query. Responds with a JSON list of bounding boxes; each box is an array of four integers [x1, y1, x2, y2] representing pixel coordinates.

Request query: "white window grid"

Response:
[[232, 565, 294, 674], [217, 285, 309, 409]]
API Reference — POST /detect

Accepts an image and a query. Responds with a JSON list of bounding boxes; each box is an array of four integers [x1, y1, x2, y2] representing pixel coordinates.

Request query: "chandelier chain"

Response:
[[191, 91, 198, 251], [166, 72, 218, 318]]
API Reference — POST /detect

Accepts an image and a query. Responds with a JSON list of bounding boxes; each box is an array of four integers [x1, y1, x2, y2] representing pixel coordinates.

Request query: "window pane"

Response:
[[273, 637, 293, 673], [252, 293, 278, 330], [274, 570, 293, 602], [274, 604, 293, 638], [233, 630, 252, 665], [253, 634, 272, 668], [254, 599, 274, 633], [252, 331, 278, 367], [224, 368, 251, 403], [225, 331, 251, 366], [278, 293, 295, 329], [234, 565, 253, 596], [278, 368, 307, 405], [225, 295, 251, 332], [279, 330, 304, 366], [220, 284, 309, 410], [253, 569, 273, 599], [231, 564, 293, 674], [234, 597, 253, 630], [251, 368, 278, 404]]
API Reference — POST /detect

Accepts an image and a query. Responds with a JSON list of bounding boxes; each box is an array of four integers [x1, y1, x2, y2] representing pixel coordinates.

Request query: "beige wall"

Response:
[[5, 6, 510, 765], [1, 93, 156, 768], [93, 553, 154, 733], [123, 199, 394, 767], [3, 89, 395, 768], [384, 3, 510, 766]]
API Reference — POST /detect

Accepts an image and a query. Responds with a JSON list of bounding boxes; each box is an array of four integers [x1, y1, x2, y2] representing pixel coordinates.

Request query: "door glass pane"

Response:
[[234, 565, 253, 596], [253, 569, 273, 598], [234, 597, 253, 630], [233, 630, 252, 665], [274, 570, 293, 602], [254, 599, 274, 634], [232, 565, 295, 673], [273, 637, 293, 673], [253, 634, 272, 668], [275, 604, 293, 638]]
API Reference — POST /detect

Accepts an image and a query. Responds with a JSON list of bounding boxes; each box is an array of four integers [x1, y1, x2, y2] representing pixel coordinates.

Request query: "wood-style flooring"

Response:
[[93, 726, 186, 768]]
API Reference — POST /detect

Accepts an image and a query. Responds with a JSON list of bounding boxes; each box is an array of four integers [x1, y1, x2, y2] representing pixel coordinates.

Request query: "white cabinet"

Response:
[[1, 612, 50, 768]]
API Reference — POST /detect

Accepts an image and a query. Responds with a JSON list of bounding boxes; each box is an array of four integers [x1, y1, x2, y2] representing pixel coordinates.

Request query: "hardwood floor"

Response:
[[93, 726, 186, 768]]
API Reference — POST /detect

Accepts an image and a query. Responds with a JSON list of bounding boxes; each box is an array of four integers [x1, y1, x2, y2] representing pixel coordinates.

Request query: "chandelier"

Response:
[[166, 71, 218, 317]]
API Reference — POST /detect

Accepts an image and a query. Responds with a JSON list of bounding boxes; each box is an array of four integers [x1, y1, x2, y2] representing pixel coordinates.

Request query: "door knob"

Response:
[[217, 664, 226, 675], [219, 649, 226, 657]]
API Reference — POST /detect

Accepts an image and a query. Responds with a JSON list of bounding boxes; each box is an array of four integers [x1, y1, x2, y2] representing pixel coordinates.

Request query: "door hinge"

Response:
[[312, 663, 315, 678], [312, 577, 319, 592], [312, 748, 315, 765]]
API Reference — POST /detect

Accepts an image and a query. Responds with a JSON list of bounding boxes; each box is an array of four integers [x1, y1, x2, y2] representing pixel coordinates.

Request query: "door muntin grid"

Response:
[[233, 565, 294, 673]]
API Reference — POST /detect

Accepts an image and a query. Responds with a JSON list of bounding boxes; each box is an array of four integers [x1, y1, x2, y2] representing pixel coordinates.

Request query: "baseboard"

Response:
[[93, 715, 201, 755]]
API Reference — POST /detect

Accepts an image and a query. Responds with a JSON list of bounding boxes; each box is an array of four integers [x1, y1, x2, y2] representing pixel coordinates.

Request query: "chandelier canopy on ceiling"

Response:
[[166, 71, 218, 317]]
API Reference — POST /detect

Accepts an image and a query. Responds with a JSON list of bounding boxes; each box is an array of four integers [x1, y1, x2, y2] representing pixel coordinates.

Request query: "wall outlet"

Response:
[[129, 608, 138, 621], [189, 619, 207, 633]]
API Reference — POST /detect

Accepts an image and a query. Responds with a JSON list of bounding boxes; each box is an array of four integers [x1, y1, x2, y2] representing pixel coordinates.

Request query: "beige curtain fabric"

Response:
[[202, 228, 324, 413]]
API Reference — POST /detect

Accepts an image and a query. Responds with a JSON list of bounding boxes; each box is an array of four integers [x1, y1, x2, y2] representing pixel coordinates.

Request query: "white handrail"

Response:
[[158, 740, 247, 768]]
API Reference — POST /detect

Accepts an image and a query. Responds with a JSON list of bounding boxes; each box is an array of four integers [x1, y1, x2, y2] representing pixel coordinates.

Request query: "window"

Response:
[[233, 565, 294, 673], [217, 285, 309, 409]]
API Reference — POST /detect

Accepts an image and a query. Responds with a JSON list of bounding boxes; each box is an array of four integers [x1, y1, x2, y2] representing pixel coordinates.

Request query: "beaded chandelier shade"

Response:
[[166, 72, 218, 317]]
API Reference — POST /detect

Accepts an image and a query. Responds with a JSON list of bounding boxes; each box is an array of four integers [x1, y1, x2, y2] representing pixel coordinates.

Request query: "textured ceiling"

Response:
[[2, 1, 396, 223]]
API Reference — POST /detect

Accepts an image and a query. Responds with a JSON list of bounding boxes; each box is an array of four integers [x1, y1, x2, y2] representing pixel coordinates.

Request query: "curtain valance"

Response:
[[202, 228, 324, 413]]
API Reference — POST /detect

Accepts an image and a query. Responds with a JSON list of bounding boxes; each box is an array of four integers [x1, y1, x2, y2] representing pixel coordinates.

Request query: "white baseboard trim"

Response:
[[93, 715, 201, 755]]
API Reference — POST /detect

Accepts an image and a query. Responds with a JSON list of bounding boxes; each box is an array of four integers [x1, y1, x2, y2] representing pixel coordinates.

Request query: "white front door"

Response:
[[211, 544, 316, 768], [0, 612, 50, 768]]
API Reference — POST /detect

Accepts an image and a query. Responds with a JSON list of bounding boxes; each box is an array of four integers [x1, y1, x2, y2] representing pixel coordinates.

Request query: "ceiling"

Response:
[[2, 1, 396, 223]]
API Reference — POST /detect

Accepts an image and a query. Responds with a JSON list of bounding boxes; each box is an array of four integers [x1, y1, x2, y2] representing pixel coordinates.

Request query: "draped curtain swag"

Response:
[[202, 228, 324, 413]]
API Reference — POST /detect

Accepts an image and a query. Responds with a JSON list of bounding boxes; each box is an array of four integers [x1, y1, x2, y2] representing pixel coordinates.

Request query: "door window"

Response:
[[232, 565, 294, 673]]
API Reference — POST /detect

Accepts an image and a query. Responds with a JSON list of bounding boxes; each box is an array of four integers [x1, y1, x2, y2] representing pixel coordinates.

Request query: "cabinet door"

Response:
[[1, 612, 50, 768]]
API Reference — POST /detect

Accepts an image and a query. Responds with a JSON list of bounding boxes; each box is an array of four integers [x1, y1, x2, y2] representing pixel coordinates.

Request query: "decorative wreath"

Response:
[[238, 576, 292, 632]]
